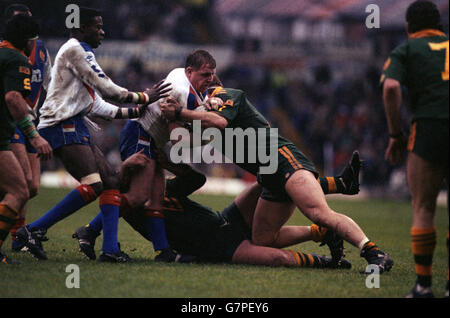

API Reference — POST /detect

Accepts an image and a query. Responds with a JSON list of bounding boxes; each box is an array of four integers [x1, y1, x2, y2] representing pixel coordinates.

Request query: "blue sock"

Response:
[[99, 190, 121, 254], [145, 217, 170, 251], [29, 186, 96, 230], [89, 212, 103, 232]]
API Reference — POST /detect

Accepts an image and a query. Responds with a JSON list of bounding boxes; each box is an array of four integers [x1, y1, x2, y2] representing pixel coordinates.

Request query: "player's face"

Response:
[[83, 16, 105, 48], [186, 64, 216, 94], [24, 39, 36, 57]]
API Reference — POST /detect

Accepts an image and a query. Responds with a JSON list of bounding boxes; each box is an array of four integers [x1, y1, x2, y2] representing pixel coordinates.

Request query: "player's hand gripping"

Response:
[[160, 96, 181, 121], [144, 80, 172, 105]]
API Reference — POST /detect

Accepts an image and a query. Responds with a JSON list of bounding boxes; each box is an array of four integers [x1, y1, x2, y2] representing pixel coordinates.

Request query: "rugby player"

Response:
[[160, 75, 394, 273], [15, 7, 170, 263], [0, 15, 52, 264], [2, 4, 52, 252], [116, 50, 216, 261], [74, 148, 361, 268], [381, 0, 448, 297]]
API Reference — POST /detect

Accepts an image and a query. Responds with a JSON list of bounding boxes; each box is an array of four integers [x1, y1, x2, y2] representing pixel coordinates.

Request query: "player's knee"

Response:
[[14, 185, 30, 205]]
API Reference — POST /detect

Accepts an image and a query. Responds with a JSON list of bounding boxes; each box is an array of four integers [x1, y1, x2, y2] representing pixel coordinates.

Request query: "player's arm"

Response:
[[64, 45, 170, 104], [160, 97, 228, 129], [5, 91, 52, 160], [3, 59, 52, 160], [380, 45, 408, 165]]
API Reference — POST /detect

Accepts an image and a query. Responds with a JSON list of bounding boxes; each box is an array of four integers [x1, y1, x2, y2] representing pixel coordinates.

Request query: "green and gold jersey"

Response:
[[0, 42, 32, 141], [381, 29, 449, 121], [209, 86, 294, 175]]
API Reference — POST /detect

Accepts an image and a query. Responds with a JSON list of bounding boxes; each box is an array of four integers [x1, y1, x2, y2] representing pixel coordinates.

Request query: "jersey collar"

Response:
[[0, 40, 26, 57], [409, 29, 446, 39]]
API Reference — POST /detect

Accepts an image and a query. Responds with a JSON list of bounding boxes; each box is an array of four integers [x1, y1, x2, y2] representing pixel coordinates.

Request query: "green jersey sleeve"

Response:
[[381, 42, 408, 85], [2, 56, 32, 97], [211, 91, 242, 124]]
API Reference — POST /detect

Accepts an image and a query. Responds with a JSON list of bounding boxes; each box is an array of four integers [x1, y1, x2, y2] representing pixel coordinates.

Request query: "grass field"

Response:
[[1, 187, 448, 299]]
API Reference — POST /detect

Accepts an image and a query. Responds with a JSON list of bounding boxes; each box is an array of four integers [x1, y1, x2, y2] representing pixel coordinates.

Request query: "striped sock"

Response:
[[99, 190, 121, 254], [288, 250, 325, 268], [317, 177, 345, 194], [0, 204, 18, 249], [310, 224, 328, 242], [144, 208, 169, 251], [411, 227, 436, 288], [29, 184, 97, 230]]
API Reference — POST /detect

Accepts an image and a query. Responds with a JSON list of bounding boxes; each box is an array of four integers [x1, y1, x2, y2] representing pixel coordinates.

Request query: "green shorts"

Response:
[[407, 119, 449, 166], [257, 144, 318, 202]]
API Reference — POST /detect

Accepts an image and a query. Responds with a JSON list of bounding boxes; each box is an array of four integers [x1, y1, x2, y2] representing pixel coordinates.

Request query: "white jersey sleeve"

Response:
[[63, 43, 129, 102], [88, 91, 119, 119]]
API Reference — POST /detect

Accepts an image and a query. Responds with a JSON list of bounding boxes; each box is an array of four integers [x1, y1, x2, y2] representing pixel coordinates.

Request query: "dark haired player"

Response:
[[381, 0, 448, 298], [15, 7, 171, 263], [2, 3, 53, 252], [0, 14, 52, 264]]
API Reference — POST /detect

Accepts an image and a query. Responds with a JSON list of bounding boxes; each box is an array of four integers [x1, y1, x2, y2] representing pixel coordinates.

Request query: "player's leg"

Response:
[[405, 152, 445, 298], [284, 169, 393, 272], [9, 142, 33, 250], [0, 150, 29, 264], [231, 240, 350, 269], [15, 144, 100, 260]]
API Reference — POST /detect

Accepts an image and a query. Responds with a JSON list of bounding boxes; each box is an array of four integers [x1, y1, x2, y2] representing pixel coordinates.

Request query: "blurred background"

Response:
[[1, 0, 448, 200]]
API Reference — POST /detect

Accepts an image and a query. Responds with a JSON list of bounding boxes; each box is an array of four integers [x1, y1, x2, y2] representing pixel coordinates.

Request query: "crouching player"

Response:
[[74, 148, 362, 267]]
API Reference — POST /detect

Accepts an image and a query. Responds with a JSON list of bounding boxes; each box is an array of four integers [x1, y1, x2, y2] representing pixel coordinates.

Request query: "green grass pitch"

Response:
[[1, 187, 448, 298]]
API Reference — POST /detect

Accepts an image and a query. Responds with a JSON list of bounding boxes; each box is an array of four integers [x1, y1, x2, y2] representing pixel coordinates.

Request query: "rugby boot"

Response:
[[154, 248, 196, 263], [72, 225, 100, 260], [311, 253, 351, 269], [98, 249, 133, 263], [14, 226, 48, 260], [319, 227, 346, 268], [338, 150, 362, 195], [0, 249, 20, 264], [360, 243, 394, 273], [405, 283, 434, 298]]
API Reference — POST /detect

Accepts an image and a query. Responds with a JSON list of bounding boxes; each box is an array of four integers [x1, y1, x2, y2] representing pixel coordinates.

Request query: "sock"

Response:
[[29, 185, 97, 230], [0, 204, 19, 249], [359, 238, 371, 251], [317, 177, 345, 194], [310, 224, 328, 242], [99, 190, 121, 254], [10, 217, 25, 241], [411, 227, 436, 288], [287, 250, 324, 268], [88, 213, 103, 232], [144, 208, 169, 251]]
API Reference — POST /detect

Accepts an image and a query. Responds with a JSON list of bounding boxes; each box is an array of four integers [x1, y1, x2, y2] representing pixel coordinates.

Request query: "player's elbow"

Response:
[[383, 78, 401, 95], [4, 91, 22, 106]]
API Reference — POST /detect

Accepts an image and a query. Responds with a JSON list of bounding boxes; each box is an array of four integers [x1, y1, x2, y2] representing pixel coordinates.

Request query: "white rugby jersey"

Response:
[[137, 68, 206, 148], [38, 38, 129, 129]]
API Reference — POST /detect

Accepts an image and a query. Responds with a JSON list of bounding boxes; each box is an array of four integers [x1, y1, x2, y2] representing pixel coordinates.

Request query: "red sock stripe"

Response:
[[144, 208, 164, 218], [77, 185, 98, 203], [99, 190, 121, 206]]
